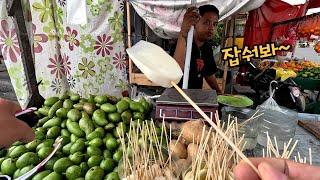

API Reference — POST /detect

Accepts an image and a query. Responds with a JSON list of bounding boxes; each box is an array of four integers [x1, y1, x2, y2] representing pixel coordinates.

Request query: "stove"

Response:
[[155, 88, 218, 122]]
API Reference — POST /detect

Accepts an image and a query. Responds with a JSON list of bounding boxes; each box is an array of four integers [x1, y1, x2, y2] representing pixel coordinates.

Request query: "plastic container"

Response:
[[293, 77, 320, 90], [221, 107, 259, 150], [256, 108, 297, 150]]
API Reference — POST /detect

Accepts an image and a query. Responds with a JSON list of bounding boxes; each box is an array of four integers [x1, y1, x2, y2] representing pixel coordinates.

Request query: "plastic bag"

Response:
[[256, 86, 297, 149]]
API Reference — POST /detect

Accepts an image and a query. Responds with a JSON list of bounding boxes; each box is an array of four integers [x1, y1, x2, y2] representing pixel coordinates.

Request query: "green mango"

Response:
[[79, 116, 94, 135], [38, 106, 50, 116], [85, 166, 104, 180], [87, 155, 103, 168], [116, 100, 129, 113], [83, 103, 96, 115], [129, 101, 145, 113], [101, 103, 117, 113], [59, 93, 69, 100], [56, 108, 69, 118], [1, 158, 17, 176], [66, 119, 85, 137], [121, 110, 132, 125], [108, 113, 121, 123], [45, 157, 59, 170], [62, 142, 73, 155], [67, 109, 82, 121], [38, 147, 53, 159], [66, 165, 82, 180], [69, 152, 83, 165], [43, 172, 62, 180], [16, 152, 39, 169], [44, 97, 59, 107], [92, 109, 108, 126], [32, 170, 51, 180], [46, 126, 61, 139], [43, 117, 62, 128], [70, 93, 80, 102], [87, 146, 102, 157], [88, 138, 103, 147], [70, 140, 86, 154], [63, 99, 74, 109], [48, 100, 63, 118], [94, 95, 107, 104], [53, 157, 73, 174], [9, 145, 27, 158]]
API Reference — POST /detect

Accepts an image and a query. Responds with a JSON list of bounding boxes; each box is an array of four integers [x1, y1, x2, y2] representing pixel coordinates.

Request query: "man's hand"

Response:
[[180, 7, 200, 38], [204, 75, 222, 94], [0, 99, 35, 148], [234, 158, 320, 180]]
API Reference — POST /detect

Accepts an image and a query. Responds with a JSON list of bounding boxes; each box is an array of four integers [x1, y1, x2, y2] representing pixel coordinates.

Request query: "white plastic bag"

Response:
[[256, 87, 297, 149]]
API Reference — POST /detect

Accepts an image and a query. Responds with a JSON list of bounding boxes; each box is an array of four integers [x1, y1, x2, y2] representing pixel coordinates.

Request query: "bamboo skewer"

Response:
[[287, 140, 298, 158], [309, 148, 312, 165], [170, 82, 260, 176], [239, 109, 263, 128], [123, 116, 244, 179], [121, 109, 313, 180]]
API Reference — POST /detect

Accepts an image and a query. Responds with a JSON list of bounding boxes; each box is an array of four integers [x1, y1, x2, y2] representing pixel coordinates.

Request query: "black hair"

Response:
[[198, 5, 219, 17]]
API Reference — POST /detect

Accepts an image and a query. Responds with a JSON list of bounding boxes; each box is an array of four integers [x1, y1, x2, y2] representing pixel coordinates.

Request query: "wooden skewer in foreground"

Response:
[[126, 40, 260, 177], [171, 82, 260, 176]]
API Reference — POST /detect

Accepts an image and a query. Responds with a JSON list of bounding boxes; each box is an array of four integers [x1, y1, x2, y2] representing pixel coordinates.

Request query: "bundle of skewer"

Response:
[[119, 114, 248, 180], [119, 112, 313, 180], [263, 133, 313, 165]]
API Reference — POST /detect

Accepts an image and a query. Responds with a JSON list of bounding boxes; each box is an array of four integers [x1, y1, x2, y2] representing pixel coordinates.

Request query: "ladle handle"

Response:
[[182, 0, 197, 89]]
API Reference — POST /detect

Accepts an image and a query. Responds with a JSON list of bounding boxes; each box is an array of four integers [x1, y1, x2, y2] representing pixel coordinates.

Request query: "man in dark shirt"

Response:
[[173, 5, 222, 94]]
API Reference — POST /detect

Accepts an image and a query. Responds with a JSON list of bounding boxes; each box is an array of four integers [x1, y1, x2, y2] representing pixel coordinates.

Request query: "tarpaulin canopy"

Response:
[[307, 0, 320, 9], [130, 0, 265, 39], [244, 0, 320, 47]]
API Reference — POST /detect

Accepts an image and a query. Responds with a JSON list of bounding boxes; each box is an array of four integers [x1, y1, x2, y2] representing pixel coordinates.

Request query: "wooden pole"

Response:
[[231, 16, 237, 94], [126, 1, 133, 84], [145, 24, 149, 42], [221, 17, 231, 93], [7, 0, 44, 107]]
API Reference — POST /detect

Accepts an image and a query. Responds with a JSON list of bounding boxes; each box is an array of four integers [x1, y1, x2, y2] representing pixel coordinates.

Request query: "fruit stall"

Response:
[[268, 11, 320, 113], [269, 12, 320, 82]]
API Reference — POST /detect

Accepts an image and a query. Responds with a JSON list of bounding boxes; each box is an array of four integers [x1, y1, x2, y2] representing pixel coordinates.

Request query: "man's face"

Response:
[[195, 12, 218, 42]]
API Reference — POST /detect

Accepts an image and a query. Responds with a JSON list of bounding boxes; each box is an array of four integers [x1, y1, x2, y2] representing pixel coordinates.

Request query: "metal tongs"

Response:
[[0, 137, 63, 180]]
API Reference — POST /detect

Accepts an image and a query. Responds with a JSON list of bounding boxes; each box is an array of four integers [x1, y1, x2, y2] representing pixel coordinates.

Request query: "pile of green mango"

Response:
[[297, 67, 320, 79], [0, 93, 152, 180]]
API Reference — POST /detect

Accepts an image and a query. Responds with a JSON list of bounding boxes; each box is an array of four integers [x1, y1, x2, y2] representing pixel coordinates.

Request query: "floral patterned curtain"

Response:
[[0, 0, 128, 107], [0, 0, 31, 107]]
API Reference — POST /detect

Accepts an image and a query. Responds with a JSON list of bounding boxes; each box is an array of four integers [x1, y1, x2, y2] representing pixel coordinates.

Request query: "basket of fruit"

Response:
[[294, 67, 320, 90]]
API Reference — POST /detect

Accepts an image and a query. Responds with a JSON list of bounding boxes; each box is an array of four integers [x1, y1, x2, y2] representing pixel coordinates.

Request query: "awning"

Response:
[[243, 0, 308, 47], [130, 0, 265, 39]]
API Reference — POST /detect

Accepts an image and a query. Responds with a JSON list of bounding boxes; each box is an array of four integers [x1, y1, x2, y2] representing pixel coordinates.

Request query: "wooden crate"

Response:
[[129, 71, 159, 86]]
